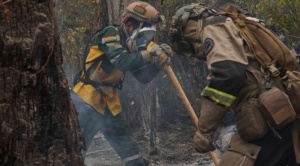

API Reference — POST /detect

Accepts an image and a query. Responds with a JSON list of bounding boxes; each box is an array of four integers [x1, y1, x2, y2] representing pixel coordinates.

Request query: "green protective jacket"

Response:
[[73, 25, 151, 115]]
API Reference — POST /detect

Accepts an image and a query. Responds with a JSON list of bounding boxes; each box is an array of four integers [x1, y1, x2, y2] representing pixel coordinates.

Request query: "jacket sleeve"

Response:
[[95, 26, 150, 72], [200, 16, 248, 107], [201, 60, 246, 107]]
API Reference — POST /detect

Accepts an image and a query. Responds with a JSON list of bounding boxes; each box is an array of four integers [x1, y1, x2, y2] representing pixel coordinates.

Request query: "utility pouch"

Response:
[[259, 86, 296, 129], [235, 98, 268, 141], [282, 71, 300, 114]]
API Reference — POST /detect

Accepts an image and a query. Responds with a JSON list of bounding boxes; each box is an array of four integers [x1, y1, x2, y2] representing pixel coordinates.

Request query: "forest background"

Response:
[[0, 0, 299, 165], [55, 0, 300, 129]]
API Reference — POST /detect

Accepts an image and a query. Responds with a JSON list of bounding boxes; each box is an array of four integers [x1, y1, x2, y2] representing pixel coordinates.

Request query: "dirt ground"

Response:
[[84, 112, 236, 166]]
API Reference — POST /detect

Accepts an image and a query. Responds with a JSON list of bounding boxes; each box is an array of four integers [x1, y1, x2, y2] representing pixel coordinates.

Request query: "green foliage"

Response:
[[255, 0, 300, 44], [56, 0, 300, 85], [159, 0, 300, 45]]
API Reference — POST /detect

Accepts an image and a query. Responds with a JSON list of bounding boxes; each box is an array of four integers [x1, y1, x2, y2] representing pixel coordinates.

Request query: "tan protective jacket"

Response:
[[186, 16, 262, 164]]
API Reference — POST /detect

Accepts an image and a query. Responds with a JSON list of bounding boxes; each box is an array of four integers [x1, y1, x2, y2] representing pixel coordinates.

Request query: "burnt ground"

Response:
[[84, 112, 236, 166]]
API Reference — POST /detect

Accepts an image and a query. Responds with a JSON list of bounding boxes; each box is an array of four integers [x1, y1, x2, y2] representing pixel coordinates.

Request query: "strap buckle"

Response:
[[267, 63, 280, 77]]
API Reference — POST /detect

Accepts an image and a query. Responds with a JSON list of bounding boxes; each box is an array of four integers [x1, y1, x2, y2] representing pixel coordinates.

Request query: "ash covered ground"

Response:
[[84, 112, 236, 166]]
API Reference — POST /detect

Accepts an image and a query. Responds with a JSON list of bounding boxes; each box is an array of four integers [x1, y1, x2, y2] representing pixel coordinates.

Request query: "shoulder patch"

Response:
[[102, 34, 120, 44], [204, 38, 214, 55]]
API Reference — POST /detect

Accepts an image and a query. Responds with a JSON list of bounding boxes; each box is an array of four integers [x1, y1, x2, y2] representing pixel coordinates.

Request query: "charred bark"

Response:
[[91, 0, 109, 31], [0, 1, 84, 165]]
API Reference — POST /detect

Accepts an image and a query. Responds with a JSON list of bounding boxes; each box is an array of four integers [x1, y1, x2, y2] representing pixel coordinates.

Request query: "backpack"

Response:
[[171, 4, 298, 73], [222, 5, 300, 115], [223, 5, 298, 75], [220, 7, 300, 163], [171, 4, 300, 111]]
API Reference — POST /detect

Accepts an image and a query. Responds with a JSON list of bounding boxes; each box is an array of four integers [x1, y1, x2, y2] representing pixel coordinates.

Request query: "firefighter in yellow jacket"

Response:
[[70, 1, 173, 166], [169, 3, 300, 166]]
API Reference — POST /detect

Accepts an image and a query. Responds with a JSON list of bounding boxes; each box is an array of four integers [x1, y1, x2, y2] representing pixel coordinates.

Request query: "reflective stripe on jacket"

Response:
[[199, 16, 251, 107]]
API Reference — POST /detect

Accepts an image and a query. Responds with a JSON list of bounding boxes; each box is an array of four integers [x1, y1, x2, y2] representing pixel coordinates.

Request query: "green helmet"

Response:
[[169, 3, 216, 57]]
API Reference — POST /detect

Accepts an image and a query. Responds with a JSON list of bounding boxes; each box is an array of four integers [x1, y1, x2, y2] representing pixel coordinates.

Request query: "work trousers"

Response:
[[254, 123, 300, 166], [70, 91, 146, 166]]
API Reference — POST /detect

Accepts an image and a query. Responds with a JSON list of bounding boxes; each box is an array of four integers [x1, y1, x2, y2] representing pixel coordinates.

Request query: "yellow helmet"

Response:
[[122, 1, 161, 24]]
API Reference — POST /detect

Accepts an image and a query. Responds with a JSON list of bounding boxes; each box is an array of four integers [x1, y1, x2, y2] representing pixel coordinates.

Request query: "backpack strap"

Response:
[[79, 56, 107, 96], [238, 15, 279, 76], [79, 54, 124, 97], [220, 6, 289, 95], [222, 6, 280, 77], [82, 27, 105, 78], [226, 12, 287, 95], [78, 26, 124, 95]]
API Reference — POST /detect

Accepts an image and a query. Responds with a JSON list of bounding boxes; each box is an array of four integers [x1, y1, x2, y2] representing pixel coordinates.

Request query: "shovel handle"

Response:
[[164, 65, 198, 126], [164, 65, 219, 166]]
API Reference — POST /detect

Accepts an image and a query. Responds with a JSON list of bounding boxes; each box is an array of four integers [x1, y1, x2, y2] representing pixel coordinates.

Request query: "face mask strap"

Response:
[[127, 22, 143, 53]]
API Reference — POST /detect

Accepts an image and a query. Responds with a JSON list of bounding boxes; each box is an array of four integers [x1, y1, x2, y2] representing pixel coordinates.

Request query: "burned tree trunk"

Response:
[[0, 1, 84, 165], [90, 0, 109, 32]]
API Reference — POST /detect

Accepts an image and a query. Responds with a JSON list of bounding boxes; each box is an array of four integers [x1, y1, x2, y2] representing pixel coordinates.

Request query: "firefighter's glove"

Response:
[[193, 130, 215, 153], [193, 98, 227, 153], [160, 43, 173, 57], [147, 42, 173, 69]]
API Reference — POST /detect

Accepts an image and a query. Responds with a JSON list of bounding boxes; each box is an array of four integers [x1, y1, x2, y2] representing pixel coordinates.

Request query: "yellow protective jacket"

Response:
[[73, 25, 152, 115]]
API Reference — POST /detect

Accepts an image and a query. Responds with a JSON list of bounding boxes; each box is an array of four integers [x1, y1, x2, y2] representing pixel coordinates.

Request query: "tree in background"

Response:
[[0, 0, 84, 165], [256, 0, 300, 45], [54, 0, 95, 87], [55, 0, 300, 130], [56, 0, 300, 82]]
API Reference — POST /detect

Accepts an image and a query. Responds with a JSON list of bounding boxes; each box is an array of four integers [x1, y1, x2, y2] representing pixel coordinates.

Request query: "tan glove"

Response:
[[147, 42, 173, 69], [193, 131, 215, 153], [193, 97, 227, 153]]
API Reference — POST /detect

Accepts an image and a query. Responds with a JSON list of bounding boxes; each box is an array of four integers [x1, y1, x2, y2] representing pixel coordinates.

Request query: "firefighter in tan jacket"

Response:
[[169, 3, 300, 166], [71, 1, 172, 166]]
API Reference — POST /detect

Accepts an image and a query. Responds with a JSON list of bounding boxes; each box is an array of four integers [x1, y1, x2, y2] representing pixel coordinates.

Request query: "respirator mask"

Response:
[[126, 24, 156, 53]]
